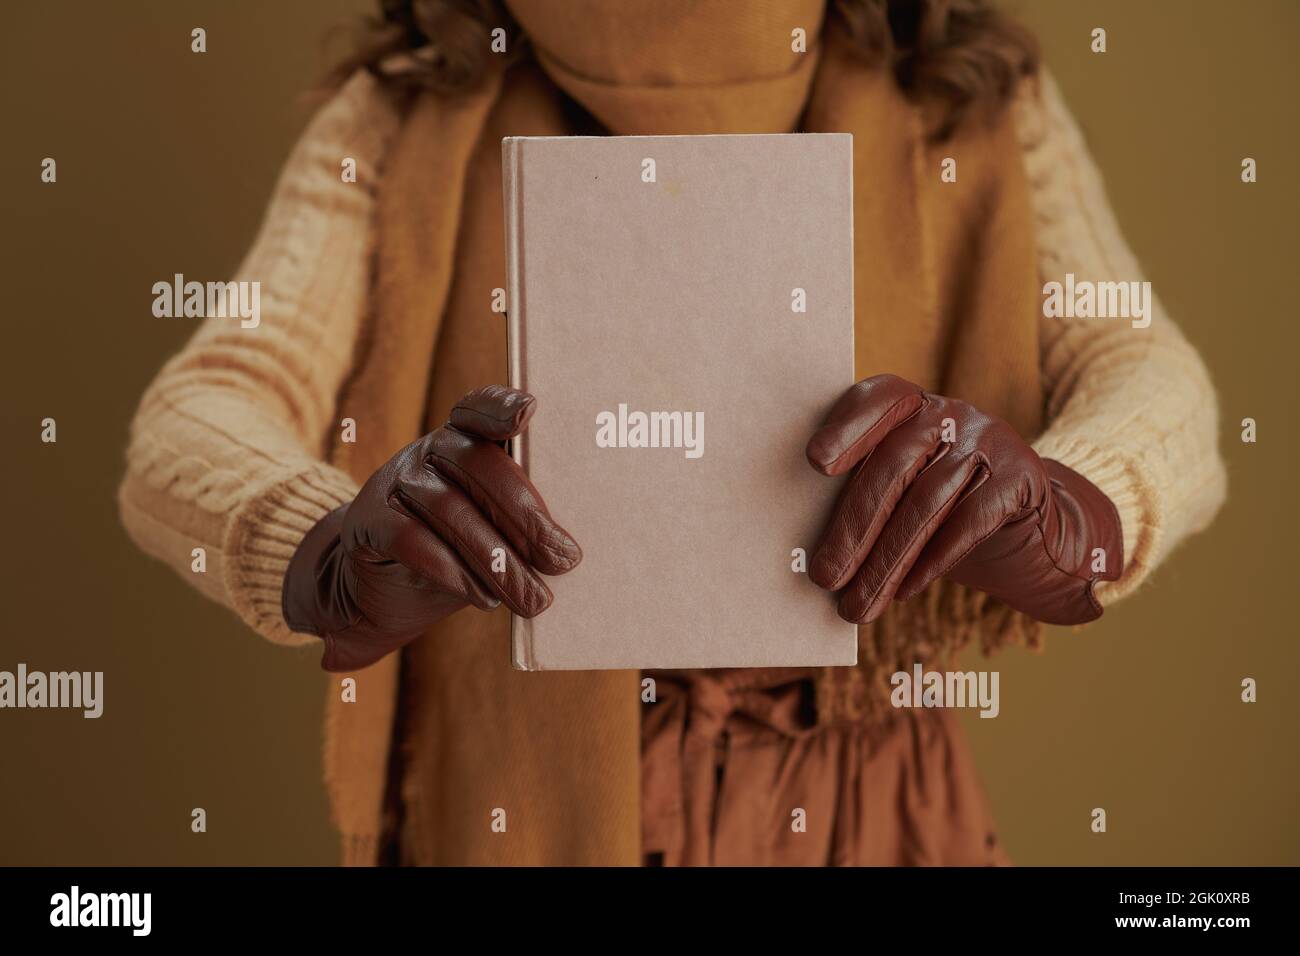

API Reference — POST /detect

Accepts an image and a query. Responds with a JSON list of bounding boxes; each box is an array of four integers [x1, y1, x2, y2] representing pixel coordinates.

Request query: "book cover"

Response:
[[503, 133, 857, 670]]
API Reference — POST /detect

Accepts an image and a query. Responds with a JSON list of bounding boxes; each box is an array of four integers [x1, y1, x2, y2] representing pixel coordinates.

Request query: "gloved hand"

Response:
[[806, 374, 1123, 625], [282, 385, 581, 671]]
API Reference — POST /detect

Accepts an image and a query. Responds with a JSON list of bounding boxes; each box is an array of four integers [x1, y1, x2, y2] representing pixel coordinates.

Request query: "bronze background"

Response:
[[1, 0, 1295, 864]]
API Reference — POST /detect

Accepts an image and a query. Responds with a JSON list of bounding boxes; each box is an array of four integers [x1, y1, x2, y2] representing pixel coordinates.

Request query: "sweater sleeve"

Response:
[[1016, 71, 1228, 604], [118, 71, 401, 645]]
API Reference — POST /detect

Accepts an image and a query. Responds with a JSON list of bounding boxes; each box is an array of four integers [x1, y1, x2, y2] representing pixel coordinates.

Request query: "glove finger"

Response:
[[427, 427, 582, 575], [894, 471, 1020, 602], [377, 510, 502, 612], [838, 453, 985, 624], [448, 385, 537, 441], [391, 470, 554, 618], [809, 415, 945, 591], [319, 554, 497, 673], [805, 374, 927, 477]]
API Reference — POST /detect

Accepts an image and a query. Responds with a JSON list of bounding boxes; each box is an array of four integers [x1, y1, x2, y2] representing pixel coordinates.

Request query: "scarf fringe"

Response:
[[815, 583, 1042, 727], [339, 833, 382, 867]]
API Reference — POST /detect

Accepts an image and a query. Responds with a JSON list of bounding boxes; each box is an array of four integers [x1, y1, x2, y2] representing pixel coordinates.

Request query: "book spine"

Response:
[[501, 137, 536, 671]]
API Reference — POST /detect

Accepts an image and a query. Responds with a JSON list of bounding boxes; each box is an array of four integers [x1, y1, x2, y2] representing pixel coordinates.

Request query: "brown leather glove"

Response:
[[806, 374, 1123, 626], [282, 385, 581, 671]]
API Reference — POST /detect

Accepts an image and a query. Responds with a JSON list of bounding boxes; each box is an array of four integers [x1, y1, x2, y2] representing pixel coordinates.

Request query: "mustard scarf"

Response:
[[322, 0, 1042, 865]]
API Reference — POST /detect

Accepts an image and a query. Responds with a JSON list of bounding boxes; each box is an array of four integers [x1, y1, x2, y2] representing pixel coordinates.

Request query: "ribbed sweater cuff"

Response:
[[1031, 435, 1148, 606], [223, 463, 360, 645]]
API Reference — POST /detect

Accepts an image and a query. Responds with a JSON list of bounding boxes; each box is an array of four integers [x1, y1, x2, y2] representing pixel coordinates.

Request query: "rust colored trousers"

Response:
[[641, 669, 1009, 866]]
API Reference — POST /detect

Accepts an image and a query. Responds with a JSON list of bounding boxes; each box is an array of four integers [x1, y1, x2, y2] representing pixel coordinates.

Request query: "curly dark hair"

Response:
[[330, 0, 1039, 139]]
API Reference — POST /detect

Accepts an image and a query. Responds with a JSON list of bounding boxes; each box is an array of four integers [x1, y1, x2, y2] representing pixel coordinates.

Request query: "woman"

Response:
[[119, 0, 1226, 866]]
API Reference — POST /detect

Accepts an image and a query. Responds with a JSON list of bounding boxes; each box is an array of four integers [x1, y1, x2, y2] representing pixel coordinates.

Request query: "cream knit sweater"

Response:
[[118, 70, 1227, 648]]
